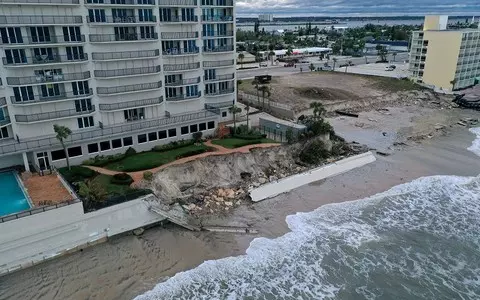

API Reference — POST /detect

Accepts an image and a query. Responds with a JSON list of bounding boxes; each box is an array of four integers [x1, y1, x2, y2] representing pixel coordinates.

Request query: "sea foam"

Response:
[[468, 127, 480, 157]]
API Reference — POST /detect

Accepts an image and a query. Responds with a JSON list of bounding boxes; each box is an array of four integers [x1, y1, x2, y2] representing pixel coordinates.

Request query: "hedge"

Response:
[[152, 140, 195, 152], [59, 166, 98, 183], [110, 173, 134, 185], [175, 148, 209, 159]]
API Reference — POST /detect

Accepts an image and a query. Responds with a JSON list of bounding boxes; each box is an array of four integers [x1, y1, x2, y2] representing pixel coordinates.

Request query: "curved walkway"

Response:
[[86, 140, 280, 184]]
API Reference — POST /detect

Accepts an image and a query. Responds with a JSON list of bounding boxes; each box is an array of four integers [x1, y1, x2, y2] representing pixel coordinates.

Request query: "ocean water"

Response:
[[136, 129, 480, 300]]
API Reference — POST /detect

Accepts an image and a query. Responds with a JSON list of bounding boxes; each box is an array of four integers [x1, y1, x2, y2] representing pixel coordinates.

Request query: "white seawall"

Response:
[[250, 152, 377, 202]]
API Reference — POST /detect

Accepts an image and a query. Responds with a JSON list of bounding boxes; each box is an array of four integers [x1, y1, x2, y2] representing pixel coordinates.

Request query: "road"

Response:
[[238, 53, 410, 80]]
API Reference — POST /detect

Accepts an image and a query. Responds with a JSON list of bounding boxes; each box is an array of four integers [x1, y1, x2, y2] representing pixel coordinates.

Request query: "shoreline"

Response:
[[1, 122, 479, 300]]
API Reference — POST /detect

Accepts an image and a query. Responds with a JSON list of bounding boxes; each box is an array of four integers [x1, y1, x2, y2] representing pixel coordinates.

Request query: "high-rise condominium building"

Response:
[[409, 15, 480, 91], [258, 14, 273, 22], [0, 0, 236, 172]]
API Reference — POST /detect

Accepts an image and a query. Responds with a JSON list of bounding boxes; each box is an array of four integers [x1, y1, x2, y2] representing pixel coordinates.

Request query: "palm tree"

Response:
[[268, 50, 275, 63], [392, 52, 397, 62], [252, 78, 260, 103], [258, 85, 271, 109], [286, 46, 293, 57], [310, 102, 326, 120], [238, 53, 245, 69], [229, 105, 242, 134], [309, 63, 316, 72], [53, 124, 72, 170], [236, 79, 242, 102], [332, 57, 338, 71], [450, 79, 457, 90], [245, 104, 250, 128]]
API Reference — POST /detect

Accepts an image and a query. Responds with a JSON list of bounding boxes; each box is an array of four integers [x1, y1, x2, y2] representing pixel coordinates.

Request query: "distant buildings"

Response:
[[258, 14, 274, 22], [409, 15, 480, 91], [259, 47, 332, 59]]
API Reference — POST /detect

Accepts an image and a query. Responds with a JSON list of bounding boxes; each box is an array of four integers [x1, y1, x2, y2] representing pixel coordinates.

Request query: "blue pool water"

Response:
[[0, 172, 30, 216]]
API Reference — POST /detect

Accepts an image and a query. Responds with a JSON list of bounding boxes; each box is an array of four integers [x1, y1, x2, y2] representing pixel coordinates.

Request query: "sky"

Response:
[[235, 0, 480, 17]]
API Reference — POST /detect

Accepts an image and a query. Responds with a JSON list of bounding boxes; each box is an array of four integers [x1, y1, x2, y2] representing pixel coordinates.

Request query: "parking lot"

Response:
[[336, 62, 409, 78]]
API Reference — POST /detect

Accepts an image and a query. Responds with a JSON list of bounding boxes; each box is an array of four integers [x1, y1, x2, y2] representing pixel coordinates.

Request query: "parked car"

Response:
[[259, 62, 268, 67], [284, 62, 294, 67], [320, 66, 333, 71], [385, 66, 395, 71]]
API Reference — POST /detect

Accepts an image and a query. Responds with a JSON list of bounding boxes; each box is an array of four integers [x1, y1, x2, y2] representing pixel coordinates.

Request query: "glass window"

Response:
[[88, 143, 99, 153], [148, 132, 157, 141], [207, 121, 215, 129], [158, 130, 167, 139], [67, 146, 82, 157], [199, 123, 206, 131], [168, 128, 176, 137], [112, 139, 122, 149], [100, 141, 111, 151], [181, 126, 189, 135], [190, 124, 198, 133], [138, 134, 147, 144], [221, 111, 227, 117], [123, 136, 133, 146], [51, 149, 66, 161]]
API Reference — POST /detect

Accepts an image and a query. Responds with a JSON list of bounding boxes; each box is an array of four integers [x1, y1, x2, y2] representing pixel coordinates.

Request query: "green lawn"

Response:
[[212, 138, 277, 149], [104, 144, 211, 172], [91, 174, 133, 195]]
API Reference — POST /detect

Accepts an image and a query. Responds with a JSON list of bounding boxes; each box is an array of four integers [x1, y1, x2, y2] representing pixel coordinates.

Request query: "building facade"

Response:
[[258, 14, 273, 22], [409, 15, 480, 91], [0, 0, 236, 171]]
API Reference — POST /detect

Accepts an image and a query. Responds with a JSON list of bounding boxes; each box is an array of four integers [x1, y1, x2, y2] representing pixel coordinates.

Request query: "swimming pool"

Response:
[[0, 172, 31, 216]]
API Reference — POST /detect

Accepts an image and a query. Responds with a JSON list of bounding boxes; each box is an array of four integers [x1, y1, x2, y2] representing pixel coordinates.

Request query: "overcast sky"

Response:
[[235, 0, 480, 17]]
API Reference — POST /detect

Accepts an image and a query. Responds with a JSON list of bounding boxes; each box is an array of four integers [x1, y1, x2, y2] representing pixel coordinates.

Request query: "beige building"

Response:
[[409, 15, 480, 91]]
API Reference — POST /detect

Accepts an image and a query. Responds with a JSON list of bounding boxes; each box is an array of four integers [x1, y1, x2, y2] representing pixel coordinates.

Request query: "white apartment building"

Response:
[[258, 14, 273, 22], [0, 0, 236, 172]]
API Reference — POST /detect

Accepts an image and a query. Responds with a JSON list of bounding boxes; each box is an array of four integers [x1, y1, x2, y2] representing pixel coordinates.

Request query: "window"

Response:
[[124, 108, 145, 121], [138, 9, 154, 22], [168, 128, 177, 137], [0, 127, 9, 139], [199, 123, 206, 131], [138, 134, 147, 144], [88, 143, 99, 153], [112, 139, 122, 149], [208, 121, 215, 129], [62, 26, 82, 42], [206, 83, 216, 94], [123, 136, 133, 146], [190, 124, 198, 133], [88, 9, 106, 22], [13, 86, 34, 102], [40, 83, 60, 98], [51, 149, 66, 161], [222, 111, 227, 117], [186, 85, 198, 97], [72, 81, 89, 95], [181, 126, 189, 135], [158, 130, 167, 139], [77, 116, 94, 129], [100, 141, 111, 151], [0, 27, 23, 44], [67, 146, 82, 157], [4, 49, 26, 64], [139, 26, 155, 39], [204, 69, 216, 80], [148, 132, 157, 141], [75, 99, 92, 112], [66, 46, 85, 60]]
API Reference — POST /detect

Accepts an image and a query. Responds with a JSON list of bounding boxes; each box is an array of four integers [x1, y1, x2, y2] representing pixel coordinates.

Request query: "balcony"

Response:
[[163, 62, 200, 71], [202, 31, 234, 38], [89, 33, 158, 43], [11, 89, 93, 105], [200, 0, 233, 5], [0, 109, 217, 156], [99, 97, 163, 111], [15, 106, 95, 123], [1, 35, 86, 46], [205, 101, 234, 111], [92, 49, 159, 61], [165, 77, 201, 86], [2, 54, 88, 67], [205, 88, 234, 96], [161, 32, 198, 39], [85, 0, 154, 4], [87, 15, 156, 24], [203, 45, 234, 53], [0, 0, 79, 4], [166, 92, 202, 102], [201, 15, 233, 22], [160, 16, 198, 23], [94, 65, 161, 78], [0, 15, 82, 25], [203, 59, 234, 68], [163, 47, 199, 56], [7, 71, 90, 85], [158, 0, 196, 5], [204, 73, 234, 82], [0, 116, 11, 127], [97, 81, 162, 95]]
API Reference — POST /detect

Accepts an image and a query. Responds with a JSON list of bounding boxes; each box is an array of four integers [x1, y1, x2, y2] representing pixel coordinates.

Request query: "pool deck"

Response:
[[22, 173, 74, 206]]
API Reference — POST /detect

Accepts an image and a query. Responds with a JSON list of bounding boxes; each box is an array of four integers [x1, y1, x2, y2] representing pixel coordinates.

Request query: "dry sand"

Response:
[[1, 110, 479, 300]]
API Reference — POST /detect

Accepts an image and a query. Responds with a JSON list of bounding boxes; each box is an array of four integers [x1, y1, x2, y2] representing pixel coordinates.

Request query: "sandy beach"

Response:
[[1, 108, 479, 300]]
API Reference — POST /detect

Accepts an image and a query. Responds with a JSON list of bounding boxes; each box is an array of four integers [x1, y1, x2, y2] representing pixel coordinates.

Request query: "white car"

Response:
[[259, 62, 268, 67], [385, 66, 394, 71]]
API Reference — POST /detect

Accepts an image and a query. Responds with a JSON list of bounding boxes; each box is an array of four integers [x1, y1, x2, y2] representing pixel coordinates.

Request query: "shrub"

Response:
[[192, 131, 203, 143], [125, 147, 137, 157], [111, 173, 134, 185], [175, 148, 209, 159], [83, 153, 125, 167], [230, 139, 263, 148], [285, 128, 296, 144], [152, 140, 195, 152], [299, 140, 331, 164], [143, 171, 153, 181], [235, 124, 249, 135], [233, 134, 264, 140], [59, 166, 98, 183]]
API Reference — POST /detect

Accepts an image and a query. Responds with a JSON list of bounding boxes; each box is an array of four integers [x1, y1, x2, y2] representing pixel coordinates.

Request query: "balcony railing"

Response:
[[200, 0, 233, 5], [85, 0, 154, 4], [165, 77, 201, 86], [0, 0, 79, 3], [87, 15, 156, 24], [205, 88, 234, 96], [99, 97, 163, 111], [0, 97, 6, 106], [1, 35, 85, 45], [15, 106, 95, 123], [92, 49, 159, 60], [0, 116, 10, 127], [202, 31, 234, 37], [7, 71, 90, 85], [201, 15, 233, 22], [203, 59, 234, 68], [204, 73, 234, 82], [166, 92, 202, 101], [203, 45, 234, 53], [158, 0, 196, 5], [0, 109, 217, 156], [163, 47, 199, 55], [89, 33, 158, 43], [95, 66, 161, 78], [2, 54, 88, 66], [97, 81, 162, 95], [161, 32, 198, 39], [0, 15, 82, 24], [163, 62, 200, 71], [11, 89, 93, 104], [160, 16, 198, 23]]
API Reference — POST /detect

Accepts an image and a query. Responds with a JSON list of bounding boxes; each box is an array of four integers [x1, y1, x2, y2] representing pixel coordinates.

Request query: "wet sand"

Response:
[[1, 126, 479, 300]]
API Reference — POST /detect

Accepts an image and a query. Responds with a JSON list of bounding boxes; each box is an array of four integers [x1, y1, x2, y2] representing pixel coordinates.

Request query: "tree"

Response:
[[236, 79, 242, 102], [53, 124, 72, 170], [376, 44, 388, 62], [309, 63, 316, 72], [245, 104, 250, 128], [332, 57, 338, 71], [268, 50, 276, 61], [258, 85, 271, 109], [229, 105, 242, 134], [392, 52, 397, 62], [310, 102, 326, 121], [252, 78, 260, 103], [286, 46, 293, 57], [450, 79, 457, 90], [238, 53, 245, 69], [78, 180, 107, 211]]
